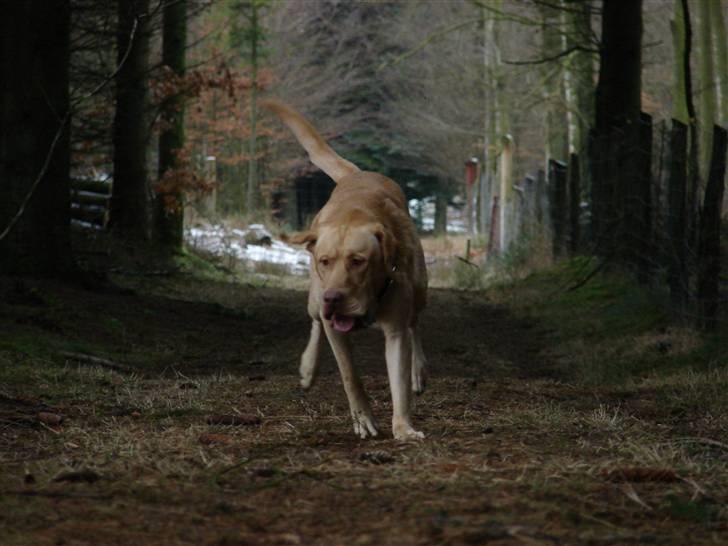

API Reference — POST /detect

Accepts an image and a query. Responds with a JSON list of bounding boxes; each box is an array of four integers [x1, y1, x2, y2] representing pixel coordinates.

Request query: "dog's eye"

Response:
[[319, 257, 330, 267], [349, 256, 365, 267]]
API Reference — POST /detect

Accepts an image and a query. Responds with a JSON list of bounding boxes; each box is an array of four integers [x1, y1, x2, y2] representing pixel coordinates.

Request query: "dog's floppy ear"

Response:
[[373, 224, 397, 270], [285, 230, 317, 253]]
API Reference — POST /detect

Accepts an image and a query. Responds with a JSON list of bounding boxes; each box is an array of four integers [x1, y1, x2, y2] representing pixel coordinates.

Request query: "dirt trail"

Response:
[[0, 277, 725, 545]]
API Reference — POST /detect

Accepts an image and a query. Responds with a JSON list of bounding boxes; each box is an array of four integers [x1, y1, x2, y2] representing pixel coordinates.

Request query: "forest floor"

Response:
[[0, 256, 727, 545]]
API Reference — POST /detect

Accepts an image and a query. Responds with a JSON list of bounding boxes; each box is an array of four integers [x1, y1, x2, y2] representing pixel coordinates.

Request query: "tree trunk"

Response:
[[671, 0, 689, 124], [246, 1, 260, 216], [541, 2, 567, 164], [0, 0, 74, 276], [111, 0, 151, 242], [570, 0, 595, 151], [696, 0, 716, 182], [593, 0, 643, 262], [155, 0, 187, 251], [710, 0, 727, 125]]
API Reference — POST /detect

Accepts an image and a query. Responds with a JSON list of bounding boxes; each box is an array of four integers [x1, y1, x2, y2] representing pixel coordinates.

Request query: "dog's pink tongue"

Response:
[[333, 314, 355, 333]]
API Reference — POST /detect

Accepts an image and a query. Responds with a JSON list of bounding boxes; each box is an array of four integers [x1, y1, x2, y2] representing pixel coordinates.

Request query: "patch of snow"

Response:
[[185, 223, 310, 276], [408, 198, 467, 234]]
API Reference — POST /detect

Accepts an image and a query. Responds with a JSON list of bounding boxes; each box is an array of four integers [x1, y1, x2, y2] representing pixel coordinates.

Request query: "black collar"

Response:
[[356, 264, 397, 329]]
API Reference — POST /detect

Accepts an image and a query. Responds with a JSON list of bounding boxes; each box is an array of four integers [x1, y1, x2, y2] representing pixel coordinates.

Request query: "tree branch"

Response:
[[504, 44, 597, 66]]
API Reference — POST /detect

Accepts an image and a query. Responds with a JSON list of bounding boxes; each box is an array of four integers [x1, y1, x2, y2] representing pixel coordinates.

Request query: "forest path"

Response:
[[0, 276, 724, 545]]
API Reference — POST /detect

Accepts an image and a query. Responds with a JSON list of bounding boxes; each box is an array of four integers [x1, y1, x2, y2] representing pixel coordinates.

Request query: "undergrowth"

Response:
[[485, 256, 728, 417]]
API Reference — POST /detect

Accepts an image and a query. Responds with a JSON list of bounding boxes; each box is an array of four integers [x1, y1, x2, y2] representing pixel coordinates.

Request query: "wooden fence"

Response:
[[487, 115, 727, 328]]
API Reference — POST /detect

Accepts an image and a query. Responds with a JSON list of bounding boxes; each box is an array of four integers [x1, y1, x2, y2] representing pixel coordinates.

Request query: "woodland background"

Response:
[[2, 0, 728, 330], [2, 2, 728, 544]]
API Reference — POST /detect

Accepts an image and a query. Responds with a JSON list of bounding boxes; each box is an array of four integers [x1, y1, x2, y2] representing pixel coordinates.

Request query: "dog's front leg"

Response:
[[322, 321, 379, 439], [383, 327, 424, 440]]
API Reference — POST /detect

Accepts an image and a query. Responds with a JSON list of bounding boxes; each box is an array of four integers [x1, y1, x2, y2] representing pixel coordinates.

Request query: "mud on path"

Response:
[[0, 276, 726, 545]]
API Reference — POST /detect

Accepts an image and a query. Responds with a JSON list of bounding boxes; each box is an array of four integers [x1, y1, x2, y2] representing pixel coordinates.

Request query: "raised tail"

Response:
[[260, 99, 359, 183]]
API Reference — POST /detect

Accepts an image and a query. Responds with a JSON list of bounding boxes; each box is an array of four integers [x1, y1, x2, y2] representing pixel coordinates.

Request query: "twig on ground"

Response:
[[59, 351, 134, 374]]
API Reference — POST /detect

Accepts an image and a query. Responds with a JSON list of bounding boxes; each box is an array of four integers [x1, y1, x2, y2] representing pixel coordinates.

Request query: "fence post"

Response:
[[523, 174, 536, 236], [635, 112, 653, 283], [548, 159, 568, 258], [697, 125, 727, 330], [499, 135, 514, 252], [568, 153, 580, 255], [536, 169, 546, 228], [487, 196, 500, 256], [667, 119, 688, 315]]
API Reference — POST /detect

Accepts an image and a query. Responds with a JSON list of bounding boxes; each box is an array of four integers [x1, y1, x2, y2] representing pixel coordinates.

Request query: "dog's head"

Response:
[[290, 222, 396, 332]]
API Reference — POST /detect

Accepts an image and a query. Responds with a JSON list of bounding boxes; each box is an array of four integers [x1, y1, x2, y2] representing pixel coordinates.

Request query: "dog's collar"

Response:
[[377, 264, 397, 302], [356, 264, 397, 329]]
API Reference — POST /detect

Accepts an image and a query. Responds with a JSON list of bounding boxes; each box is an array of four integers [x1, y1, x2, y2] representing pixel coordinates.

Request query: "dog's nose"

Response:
[[323, 289, 343, 305]]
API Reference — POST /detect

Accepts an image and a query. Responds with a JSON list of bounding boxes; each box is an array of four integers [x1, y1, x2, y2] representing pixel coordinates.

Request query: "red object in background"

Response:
[[465, 158, 479, 186]]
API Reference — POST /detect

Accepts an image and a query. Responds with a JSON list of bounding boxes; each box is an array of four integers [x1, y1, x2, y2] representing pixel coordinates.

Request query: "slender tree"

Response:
[[710, 0, 727, 125], [155, 0, 188, 251], [110, 0, 152, 242], [671, 0, 689, 123], [541, 1, 568, 164], [0, 0, 74, 275], [696, 0, 716, 181], [229, 0, 268, 216]]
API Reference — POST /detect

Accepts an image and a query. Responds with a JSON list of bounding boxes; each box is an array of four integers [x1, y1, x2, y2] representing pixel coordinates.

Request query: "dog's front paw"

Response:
[[300, 372, 314, 390], [393, 421, 425, 441], [352, 409, 379, 439], [299, 354, 317, 390]]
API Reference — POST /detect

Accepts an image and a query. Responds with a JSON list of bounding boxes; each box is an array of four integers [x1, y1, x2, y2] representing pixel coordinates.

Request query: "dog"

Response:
[[262, 99, 428, 440]]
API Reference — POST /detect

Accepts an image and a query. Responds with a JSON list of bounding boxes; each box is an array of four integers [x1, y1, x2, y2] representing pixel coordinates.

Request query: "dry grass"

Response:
[[0, 273, 727, 545]]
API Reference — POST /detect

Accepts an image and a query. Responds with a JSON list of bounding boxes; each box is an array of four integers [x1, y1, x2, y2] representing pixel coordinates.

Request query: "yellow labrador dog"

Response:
[[262, 100, 427, 440]]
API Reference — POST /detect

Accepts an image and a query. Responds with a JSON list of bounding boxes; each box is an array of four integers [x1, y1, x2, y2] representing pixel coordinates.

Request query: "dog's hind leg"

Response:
[[322, 321, 379, 439], [410, 326, 427, 395], [300, 320, 323, 390]]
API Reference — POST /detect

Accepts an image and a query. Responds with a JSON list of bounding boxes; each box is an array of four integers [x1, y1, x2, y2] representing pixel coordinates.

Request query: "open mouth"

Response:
[[332, 313, 356, 333]]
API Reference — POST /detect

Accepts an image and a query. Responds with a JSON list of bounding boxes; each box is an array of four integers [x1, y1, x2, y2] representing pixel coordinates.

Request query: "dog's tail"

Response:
[[260, 99, 359, 183]]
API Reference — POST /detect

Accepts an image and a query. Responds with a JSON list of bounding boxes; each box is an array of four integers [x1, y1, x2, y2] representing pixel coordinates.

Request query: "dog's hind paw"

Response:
[[412, 367, 427, 395]]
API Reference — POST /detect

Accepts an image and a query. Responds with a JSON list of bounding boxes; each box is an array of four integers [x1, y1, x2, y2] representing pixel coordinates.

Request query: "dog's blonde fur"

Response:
[[262, 99, 427, 440]]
